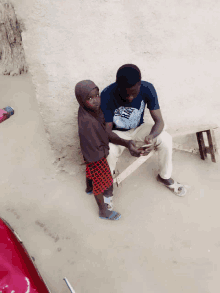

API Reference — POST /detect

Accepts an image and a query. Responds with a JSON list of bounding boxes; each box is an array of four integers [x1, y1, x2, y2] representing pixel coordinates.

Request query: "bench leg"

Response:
[[196, 131, 207, 160], [206, 129, 216, 163]]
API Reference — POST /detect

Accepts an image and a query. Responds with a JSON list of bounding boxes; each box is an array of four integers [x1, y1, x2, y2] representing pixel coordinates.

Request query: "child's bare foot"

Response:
[[99, 209, 121, 220], [94, 190, 120, 220]]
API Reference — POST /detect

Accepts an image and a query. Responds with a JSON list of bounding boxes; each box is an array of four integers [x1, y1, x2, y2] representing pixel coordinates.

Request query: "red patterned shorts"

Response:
[[86, 157, 113, 196]]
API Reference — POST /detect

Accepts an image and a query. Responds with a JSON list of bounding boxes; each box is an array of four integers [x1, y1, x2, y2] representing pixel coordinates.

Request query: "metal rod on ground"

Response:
[[63, 278, 76, 293]]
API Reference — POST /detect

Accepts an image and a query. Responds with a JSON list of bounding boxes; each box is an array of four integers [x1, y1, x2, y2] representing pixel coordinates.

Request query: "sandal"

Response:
[[157, 175, 187, 197], [99, 211, 121, 221]]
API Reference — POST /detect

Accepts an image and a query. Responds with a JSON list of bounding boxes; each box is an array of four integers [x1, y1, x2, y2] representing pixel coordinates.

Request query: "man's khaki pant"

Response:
[[106, 123, 173, 180]]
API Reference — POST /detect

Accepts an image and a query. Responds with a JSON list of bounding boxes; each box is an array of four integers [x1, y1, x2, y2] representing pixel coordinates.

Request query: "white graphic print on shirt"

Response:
[[113, 100, 145, 130]]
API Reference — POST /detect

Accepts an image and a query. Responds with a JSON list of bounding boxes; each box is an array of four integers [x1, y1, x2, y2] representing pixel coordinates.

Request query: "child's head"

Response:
[[75, 80, 101, 112], [116, 64, 141, 102]]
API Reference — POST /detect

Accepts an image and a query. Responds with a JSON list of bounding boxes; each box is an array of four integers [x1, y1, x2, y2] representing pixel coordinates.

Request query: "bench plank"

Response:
[[114, 124, 219, 186], [113, 150, 156, 186], [169, 124, 219, 138]]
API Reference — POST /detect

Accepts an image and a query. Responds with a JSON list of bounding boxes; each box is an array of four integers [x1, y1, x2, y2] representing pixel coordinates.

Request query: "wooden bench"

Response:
[[113, 124, 219, 186], [170, 124, 219, 163]]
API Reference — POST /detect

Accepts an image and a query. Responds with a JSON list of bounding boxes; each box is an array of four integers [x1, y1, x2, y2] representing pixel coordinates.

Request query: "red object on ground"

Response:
[[0, 106, 14, 123], [0, 217, 50, 293], [0, 109, 8, 123]]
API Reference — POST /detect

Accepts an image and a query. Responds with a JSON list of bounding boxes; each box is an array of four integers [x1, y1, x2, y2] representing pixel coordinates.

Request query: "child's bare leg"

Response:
[[94, 185, 121, 220], [102, 184, 113, 210], [85, 177, 93, 193]]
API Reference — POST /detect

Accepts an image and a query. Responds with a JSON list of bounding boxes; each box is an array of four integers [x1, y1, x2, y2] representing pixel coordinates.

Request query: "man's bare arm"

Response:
[[148, 109, 165, 139]]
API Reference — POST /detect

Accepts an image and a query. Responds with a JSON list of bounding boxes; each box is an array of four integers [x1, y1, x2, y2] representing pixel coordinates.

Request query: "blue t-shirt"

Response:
[[100, 81, 160, 131]]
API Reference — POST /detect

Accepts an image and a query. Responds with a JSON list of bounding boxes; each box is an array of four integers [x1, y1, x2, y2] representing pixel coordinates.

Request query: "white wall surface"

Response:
[[11, 0, 220, 174]]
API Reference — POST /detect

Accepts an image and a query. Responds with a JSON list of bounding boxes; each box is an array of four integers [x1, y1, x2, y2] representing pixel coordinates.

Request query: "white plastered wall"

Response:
[[11, 0, 220, 174]]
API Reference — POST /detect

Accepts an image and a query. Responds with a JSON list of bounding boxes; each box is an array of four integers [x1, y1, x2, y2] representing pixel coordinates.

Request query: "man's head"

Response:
[[116, 64, 141, 102]]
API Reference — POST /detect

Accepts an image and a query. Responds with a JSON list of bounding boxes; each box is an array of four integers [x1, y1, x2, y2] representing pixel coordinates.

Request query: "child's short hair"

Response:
[[116, 64, 141, 88]]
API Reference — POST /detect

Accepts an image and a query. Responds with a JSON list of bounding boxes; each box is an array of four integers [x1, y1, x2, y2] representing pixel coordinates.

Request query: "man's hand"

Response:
[[140, 135, 155, 156], [127, 140, 142, 157]]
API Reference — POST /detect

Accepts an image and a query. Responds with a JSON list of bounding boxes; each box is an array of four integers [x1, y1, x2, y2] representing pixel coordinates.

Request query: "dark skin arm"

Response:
[[105, 109, 165, 157], [148, 109, 165, 138], [140, 109, 165, 155], [105, 122, 142, 157]]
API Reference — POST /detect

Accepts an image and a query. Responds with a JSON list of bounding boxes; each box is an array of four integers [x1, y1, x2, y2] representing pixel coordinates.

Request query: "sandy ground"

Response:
[[0, 73, 220, 293]]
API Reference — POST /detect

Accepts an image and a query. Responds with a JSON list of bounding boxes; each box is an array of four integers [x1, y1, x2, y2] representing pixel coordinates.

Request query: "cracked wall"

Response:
[[0, 1, 28, 75]]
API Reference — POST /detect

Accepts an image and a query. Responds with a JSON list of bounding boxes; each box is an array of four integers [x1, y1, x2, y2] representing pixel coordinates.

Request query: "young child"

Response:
[[75, 80, 121, 221]]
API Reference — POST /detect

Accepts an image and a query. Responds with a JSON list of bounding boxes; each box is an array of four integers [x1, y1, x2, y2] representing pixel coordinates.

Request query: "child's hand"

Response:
[[127, 140, 142, 157]]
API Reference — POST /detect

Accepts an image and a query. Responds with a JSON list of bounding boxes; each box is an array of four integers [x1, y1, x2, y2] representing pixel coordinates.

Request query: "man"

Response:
[[100, 64, 187, 196]]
